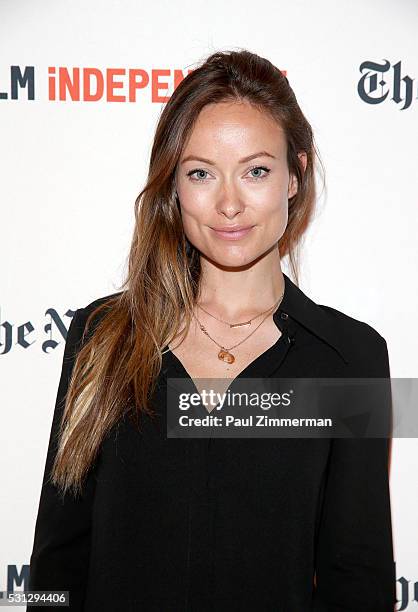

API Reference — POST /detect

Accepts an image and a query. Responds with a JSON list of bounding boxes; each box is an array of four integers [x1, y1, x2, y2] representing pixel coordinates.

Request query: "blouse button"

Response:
[[280, 312, 289, 320]]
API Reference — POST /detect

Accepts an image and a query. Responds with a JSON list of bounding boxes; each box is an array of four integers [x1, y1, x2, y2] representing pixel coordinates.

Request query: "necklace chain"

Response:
[[197, 299, 278, 328], [192, 290, 285, 359]]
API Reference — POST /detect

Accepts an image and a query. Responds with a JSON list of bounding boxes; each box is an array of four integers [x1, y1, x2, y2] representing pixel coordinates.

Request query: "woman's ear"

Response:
[[287, 151, 307, 199], [288, 173, 298, 199], [298, 151, 308, 172]]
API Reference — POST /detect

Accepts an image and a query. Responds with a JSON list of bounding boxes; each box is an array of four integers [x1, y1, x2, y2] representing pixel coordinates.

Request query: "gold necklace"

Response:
[[192, 291, 284, 364], [197, 300, 278, 328]]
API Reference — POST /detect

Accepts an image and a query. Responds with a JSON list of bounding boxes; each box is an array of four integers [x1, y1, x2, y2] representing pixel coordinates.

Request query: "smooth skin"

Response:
[[171, 100, 307, 394]]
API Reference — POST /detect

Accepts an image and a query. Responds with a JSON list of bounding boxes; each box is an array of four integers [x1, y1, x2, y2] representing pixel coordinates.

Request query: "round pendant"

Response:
[[218, 349, 235, 364]]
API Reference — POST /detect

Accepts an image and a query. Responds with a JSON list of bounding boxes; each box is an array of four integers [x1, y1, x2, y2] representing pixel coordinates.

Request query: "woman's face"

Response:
[[175, 100, 305, 268]]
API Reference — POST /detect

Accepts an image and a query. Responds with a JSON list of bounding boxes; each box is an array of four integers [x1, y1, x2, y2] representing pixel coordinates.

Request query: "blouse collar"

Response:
[[274, 273, 349, 364]]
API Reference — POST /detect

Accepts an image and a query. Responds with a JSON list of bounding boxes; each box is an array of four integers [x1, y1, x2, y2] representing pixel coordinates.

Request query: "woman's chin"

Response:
[[201, 249, 261, 270]]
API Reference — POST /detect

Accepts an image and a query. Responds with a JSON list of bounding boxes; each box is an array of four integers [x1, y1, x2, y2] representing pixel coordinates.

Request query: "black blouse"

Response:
[[27, 273, 396, 611]]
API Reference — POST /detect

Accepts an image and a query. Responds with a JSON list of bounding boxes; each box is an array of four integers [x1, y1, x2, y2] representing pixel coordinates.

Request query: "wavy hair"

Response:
[[51, 48, 324, 497]]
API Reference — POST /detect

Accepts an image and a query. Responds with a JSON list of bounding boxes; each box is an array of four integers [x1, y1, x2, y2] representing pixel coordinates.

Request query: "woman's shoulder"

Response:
[[318, 302, 386, 344], [78, 290, 124, 315], [73, 290, 125, 335], [284, 274, 387, 358], [314, 302, 389, 375]]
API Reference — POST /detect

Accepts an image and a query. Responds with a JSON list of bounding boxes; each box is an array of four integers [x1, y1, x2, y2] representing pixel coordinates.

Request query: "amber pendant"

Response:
[[218, 349, 235, 364]]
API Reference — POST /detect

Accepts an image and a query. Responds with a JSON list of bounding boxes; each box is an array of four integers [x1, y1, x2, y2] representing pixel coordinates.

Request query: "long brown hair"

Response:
[[52, 48, 324, 497]]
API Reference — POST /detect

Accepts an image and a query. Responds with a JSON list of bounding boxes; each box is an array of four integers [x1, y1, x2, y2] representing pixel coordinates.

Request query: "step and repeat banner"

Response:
[[1, 0, 417, 609]]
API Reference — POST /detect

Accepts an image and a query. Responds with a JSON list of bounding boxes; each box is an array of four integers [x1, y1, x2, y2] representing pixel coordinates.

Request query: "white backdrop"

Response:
[[1, 0, 417, 608]]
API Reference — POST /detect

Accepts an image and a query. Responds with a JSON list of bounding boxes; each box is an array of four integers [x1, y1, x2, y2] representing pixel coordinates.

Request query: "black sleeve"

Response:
[[311, 336, 396, 611], [27, 307, 96, 611]]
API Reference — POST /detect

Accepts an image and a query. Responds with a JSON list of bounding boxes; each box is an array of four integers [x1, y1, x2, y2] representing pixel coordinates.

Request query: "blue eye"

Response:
[[248, 165, 270, 179], [186, 165, 271, 183], [187, 169, 209, 181]]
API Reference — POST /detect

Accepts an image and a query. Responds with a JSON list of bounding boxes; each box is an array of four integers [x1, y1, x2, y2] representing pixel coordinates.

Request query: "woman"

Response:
[[27, 49, 396, 611]]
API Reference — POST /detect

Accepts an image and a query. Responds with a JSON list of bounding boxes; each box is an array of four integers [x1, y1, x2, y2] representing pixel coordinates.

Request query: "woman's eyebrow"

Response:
[[180, 151, 276, 165]]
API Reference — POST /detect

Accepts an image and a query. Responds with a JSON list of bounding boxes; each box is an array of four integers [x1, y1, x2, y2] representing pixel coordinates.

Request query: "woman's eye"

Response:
[[187, 169, 210, 182], [248, 166, 271, 180], [186, 165, 271, 183]]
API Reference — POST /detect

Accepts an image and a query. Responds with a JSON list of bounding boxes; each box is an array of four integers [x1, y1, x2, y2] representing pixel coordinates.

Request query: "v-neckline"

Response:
[[162, 307, 292, 396]]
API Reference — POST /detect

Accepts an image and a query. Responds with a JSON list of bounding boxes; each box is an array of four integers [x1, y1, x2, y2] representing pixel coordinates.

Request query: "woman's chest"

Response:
[[168, 318, 283, 387]]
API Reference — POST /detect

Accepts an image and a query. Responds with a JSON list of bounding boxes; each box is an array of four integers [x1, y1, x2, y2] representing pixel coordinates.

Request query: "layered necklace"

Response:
[[192, 290, 285, 364]]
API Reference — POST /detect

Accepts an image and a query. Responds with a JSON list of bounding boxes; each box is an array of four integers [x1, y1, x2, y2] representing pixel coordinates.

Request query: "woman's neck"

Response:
[[197, 257, 285, 320]]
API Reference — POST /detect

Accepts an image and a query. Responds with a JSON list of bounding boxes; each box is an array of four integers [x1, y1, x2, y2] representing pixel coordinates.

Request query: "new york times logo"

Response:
[[358, 59, 416, 110], [0, 308, 75, 355]]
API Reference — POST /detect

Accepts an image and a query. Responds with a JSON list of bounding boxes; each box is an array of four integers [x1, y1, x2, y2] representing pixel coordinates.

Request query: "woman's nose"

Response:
[[215, 180, 245, 216]]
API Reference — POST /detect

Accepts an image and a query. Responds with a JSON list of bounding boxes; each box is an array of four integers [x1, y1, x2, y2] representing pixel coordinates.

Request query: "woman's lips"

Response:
[[210, 226, 254, 240]]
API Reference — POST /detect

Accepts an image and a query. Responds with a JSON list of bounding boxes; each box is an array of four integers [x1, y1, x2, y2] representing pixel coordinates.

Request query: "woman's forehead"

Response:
[[182, 103, 286, 160]]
